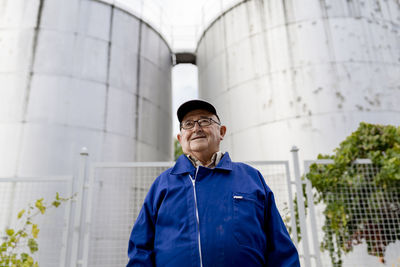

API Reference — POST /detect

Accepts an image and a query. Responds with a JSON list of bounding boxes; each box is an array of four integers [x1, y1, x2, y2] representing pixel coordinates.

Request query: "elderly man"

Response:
[[127, 100, 300, 266]]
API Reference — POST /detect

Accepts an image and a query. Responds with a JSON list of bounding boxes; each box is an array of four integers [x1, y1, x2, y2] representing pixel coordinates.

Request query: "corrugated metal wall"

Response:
[[196, 0, 400, 161], [0, 0, 173, 177]]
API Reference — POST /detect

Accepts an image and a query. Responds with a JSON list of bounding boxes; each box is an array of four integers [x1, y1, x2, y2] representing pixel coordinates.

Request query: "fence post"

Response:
[[81, 161, 96, 266], [70, 147, 89, 267], [291, 146, 311, 267], [59, 175, 74, 267], [304, 162, 323, 267], [284, 162, 299, 246]]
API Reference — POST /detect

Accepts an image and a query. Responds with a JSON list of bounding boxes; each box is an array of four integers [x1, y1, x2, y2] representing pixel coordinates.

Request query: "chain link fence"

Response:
[[304, 160, 400, 267], [80, 160, 297, 266], [0, 177, 73, 267], [83, 163, 173, 267], [2, 155, 400, 266]]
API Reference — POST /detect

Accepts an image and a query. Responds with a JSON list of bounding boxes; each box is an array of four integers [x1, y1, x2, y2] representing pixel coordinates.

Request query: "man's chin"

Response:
[[190, 144, 207, 153]]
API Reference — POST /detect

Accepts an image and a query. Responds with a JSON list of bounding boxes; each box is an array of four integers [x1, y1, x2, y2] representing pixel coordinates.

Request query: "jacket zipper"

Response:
[[189, 167, 203, 267]]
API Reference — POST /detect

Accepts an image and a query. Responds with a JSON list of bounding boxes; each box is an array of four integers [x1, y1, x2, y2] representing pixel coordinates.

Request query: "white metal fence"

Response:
[[0, 176, 73, 267], [81, 159, 298, 266], [1, 149, 399, 266], [303, 159, 400, 267], [83, 162, 173, 267], [245, 160, 298, 244]]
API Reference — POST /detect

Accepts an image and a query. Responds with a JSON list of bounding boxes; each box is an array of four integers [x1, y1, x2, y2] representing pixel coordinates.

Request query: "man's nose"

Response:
[[193, 121, 203, 131]]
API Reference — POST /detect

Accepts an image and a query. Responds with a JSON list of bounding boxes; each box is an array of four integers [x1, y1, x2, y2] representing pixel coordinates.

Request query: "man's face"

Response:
[[177, 109, 226, 157]]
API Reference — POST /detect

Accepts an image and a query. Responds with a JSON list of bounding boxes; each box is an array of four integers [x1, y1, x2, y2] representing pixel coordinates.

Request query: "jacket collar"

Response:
[[170, 152, 233, 175]]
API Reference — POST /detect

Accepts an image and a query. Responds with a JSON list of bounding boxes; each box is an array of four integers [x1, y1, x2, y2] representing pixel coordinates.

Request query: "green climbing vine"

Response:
[[306, 122, 400, 266], [0, 193, 74, 267]]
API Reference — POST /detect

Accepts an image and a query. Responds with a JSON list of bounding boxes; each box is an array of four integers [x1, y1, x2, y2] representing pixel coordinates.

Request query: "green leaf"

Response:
[[35, 198, 46, 214], [20, 231, 28, 238], [0, 242, 7, 252], [28, 238, 38, 253], [6, 228, 14, 236], [32, 224, 39, 239], [17, 209, 25, 219], [21, 252, 29, 262], [52, 200, 61, 208]]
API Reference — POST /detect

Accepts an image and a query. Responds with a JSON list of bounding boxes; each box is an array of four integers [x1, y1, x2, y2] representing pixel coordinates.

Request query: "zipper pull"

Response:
[[233, 195, 243, 199]]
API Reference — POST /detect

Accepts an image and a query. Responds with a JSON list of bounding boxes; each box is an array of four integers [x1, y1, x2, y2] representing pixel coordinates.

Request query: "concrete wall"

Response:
[[196, 0, 400, 161], [0, 0, 173, 177]]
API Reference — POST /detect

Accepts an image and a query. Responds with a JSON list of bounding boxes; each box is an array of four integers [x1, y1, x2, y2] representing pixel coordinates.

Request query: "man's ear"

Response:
[[177, 133, 182, 143], [220, 126, 227, 140]]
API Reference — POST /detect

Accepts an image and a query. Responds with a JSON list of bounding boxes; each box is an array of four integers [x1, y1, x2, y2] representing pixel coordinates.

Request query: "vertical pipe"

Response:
[[70, 147, 89, 267], [291, 146, 311, 266], [101, 4, 115, 154], [134, 20, 143, 161], [284, 161, 299, 246]]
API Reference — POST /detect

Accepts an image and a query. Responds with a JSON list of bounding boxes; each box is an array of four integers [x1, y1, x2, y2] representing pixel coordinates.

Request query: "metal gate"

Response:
[[77, 153, 309, 266]]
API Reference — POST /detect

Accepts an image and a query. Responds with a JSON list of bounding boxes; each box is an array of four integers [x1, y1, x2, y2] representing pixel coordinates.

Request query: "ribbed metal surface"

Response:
[[196, 0, 400, 161], [0, 0, 173, 177]]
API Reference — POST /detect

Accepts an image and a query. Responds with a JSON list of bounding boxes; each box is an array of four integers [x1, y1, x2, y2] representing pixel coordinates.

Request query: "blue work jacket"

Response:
[[127, 153, 300, 267]]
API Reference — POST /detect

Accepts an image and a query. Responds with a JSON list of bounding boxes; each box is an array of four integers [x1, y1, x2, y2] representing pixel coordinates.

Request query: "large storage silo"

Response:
[[0, 0, 172, 266], [196, 0, 400, 161], [0, 0, 172, 178]]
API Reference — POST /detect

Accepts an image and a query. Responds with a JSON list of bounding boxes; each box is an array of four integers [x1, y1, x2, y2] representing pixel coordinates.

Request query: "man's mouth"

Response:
[[191, 136, 206, 141]]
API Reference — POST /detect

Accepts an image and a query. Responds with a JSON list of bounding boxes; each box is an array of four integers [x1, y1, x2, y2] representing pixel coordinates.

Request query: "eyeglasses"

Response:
[[180, 118, 221, 130]]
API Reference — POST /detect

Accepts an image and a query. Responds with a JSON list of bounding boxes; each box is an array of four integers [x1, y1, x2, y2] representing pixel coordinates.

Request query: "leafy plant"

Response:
[[285, 185, 307, 243], [305, 122, 400, 266], [0, 193, 74, 267], [174, 138, 183, 160]]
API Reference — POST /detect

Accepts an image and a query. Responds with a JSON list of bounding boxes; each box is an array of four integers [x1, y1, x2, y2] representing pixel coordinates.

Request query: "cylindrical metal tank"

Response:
[[197, 0, 400, 161], [0, 0, 173, 177]]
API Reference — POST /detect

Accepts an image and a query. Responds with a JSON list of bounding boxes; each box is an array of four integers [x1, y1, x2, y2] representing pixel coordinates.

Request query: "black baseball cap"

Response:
[[177, 99, 220, 122]]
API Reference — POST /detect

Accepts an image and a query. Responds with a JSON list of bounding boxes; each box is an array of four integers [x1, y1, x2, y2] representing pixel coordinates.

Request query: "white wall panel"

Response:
[[73, 36, 109, 82], [226, 38, 255, 88], [0, 124, 21, 176], [111, 9, 140, 50], [109, 9, 140, 92], [40, 0, 80, 33], [0, 74, 28, 122], [26, 76, 107, 129], [106, 87, 136, 137], [78, 0, 111, 41], [101, 134, 135, 162], [109, 47, 138, 91], [17, 124, 103, 176], [198, 53, 227, 99], [141, 24, 161, 64], [33, 31, 75, 75], [224, 3, 251, 47], [0, 0, 39, 28], [0, 30, 34, 72]]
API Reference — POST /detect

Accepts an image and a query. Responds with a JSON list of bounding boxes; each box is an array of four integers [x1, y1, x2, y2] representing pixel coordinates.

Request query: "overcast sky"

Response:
[[172, 64, 198, 136]]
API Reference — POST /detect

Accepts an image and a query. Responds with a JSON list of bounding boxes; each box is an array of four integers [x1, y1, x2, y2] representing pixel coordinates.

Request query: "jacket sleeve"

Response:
[[260, 173, 301, 267], [127, 182, 159, 267]]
